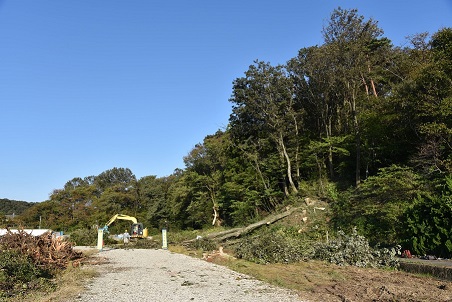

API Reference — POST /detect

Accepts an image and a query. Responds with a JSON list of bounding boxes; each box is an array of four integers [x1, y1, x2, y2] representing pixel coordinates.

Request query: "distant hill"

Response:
[[0, 198, 36, 215]]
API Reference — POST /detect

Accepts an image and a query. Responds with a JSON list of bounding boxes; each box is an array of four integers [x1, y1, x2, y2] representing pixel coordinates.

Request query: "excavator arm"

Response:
[[101, 214, 147, 238], [105, 214, 138, 226], [102, 214, 138, 232]]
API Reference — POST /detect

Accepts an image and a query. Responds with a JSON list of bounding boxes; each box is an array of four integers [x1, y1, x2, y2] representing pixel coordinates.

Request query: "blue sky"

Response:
[[1, 1, 451, 202]]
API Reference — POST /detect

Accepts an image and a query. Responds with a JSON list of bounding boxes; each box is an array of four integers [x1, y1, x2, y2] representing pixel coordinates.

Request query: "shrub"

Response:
[[133, 239, 161, 249], [234, 227, 314, 264], [403, 176, 452, 258], [187, 237, 217, 251], [0, 250, 54, 299], [332, 165, 425, 246], [0, 250, 44, 282], [69, 228, 98, 246], [313, 227, 400, 268]]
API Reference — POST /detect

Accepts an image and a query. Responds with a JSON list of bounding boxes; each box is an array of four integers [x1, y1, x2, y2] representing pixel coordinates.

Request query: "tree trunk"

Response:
[[352, 89, 361, 186], [326, 115, 334, 178], [185, 206, 303, 243], [279, 132, 298, 194]]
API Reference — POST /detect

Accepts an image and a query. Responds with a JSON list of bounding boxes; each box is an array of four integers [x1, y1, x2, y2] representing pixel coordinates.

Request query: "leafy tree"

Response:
[[94, 167, 136, 192], [404, 176, 452, 257], [91, 167, 139, 224], [173, 132, 228, 228], [333, 165, 425, 246], [321, 7, 389, 185], [229, 60, 302, 198], [392, 28, 452, 178], [138, 175, 173, 229], [288, 46, 348, 182], [0, 199, 36, 215]]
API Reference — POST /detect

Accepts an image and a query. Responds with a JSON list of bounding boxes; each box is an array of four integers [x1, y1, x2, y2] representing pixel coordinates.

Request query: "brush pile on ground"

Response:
[[0, 229, 84, 300]]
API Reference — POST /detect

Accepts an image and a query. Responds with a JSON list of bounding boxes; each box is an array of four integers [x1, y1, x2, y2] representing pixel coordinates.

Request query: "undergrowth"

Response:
[[234, 226, 315, 264], [0, 250, 56, 301], [313, 227, 401, 268], [233, 226, 400, 268]]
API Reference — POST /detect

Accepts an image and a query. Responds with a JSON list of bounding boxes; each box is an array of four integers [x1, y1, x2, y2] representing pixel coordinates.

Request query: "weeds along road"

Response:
[[75, 248, 305, 302]]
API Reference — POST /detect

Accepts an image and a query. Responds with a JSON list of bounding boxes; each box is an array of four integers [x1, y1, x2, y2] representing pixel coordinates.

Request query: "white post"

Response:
[[162, 228, 168, 249], [97, 229, 104, 251]]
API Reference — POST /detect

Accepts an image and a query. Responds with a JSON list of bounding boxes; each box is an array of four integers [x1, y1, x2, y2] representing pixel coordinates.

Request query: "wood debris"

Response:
[[0, 228, 84, 270]]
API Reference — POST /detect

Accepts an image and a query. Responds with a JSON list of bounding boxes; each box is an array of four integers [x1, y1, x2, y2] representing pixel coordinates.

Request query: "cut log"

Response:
[[186, 206, 303, 243]]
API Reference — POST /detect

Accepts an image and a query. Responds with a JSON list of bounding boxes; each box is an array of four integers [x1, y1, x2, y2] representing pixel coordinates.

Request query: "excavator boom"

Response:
[[101, 214, 147, 238], [105, 214, 137, 227]]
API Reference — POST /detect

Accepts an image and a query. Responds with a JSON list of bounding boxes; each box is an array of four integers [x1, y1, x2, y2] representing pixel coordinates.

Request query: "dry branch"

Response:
[[0, 228, 84, 270]]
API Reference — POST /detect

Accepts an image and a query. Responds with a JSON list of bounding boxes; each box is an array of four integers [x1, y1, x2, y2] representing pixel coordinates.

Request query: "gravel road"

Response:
[[75, 248, 306, 302]]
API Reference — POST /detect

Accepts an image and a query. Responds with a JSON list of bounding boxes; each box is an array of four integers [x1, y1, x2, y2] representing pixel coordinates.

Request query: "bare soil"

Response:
[[207, 252, 452, 302], [297, 263, 452, 302]]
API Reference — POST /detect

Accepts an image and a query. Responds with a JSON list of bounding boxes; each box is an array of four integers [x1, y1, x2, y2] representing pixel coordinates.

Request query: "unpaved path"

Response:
[[75, 248, 305, 302]]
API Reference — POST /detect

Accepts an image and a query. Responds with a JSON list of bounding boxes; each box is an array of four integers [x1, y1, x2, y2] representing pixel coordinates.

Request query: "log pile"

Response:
[[0, 229, 84, 270]]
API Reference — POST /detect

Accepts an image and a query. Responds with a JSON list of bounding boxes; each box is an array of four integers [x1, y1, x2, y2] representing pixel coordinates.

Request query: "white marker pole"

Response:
[[97, 229, 104, 251], [162, 228, 168, 249]]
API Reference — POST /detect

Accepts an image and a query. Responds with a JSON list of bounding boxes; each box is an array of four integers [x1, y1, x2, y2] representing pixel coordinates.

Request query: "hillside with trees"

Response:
[[17, 8, 452, 257], [0, 198, 36, 216]]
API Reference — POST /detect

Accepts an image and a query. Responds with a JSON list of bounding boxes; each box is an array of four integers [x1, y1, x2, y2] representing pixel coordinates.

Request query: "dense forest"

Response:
[[5, 8, 452, 257], [0, 199, 36, 216]]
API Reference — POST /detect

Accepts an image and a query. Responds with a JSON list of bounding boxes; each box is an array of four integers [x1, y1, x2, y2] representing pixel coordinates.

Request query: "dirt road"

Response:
[[75, 248, 305, 302]]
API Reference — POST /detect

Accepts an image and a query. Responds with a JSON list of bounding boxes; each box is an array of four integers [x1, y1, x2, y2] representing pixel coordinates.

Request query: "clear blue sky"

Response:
[[1, 1, 451, 202]]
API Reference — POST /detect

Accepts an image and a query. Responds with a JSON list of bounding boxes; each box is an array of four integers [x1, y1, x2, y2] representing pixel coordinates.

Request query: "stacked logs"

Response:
[[0, 229, 84, 270]]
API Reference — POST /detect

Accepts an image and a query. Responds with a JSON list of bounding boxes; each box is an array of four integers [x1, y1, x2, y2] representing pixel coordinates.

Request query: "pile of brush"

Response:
[[0, 228, 84, 270]]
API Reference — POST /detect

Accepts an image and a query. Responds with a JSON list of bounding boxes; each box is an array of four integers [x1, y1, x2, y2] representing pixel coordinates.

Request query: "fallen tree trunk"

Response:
[[186, 206, 303, 243]]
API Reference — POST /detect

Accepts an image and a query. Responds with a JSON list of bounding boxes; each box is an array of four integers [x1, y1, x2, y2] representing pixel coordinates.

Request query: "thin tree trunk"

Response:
[[351, 90, 361, 186], [367, 58, 378, 97], [327, 115, 334, 178], [279, 132, 298, 194]]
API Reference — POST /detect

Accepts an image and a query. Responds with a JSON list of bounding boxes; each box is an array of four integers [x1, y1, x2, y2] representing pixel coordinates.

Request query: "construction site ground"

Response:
[[75, 247, 452, 302]]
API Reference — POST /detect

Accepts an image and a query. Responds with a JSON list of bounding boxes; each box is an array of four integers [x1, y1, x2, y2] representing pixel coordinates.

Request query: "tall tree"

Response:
[[321, 7, 387, 185], [394, 28, 452, 178], [138, 175, 173, 229], [229, 61, 302, 196], [288, 45, 351, 182], [182, 132, 228, 227]]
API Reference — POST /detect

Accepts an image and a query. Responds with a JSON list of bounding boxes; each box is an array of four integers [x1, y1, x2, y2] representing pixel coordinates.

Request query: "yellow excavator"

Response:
[[101, 214, 148, 238]]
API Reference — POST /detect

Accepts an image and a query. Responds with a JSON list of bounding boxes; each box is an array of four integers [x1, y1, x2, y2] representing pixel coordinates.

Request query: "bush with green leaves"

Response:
[[313, 228, 400, 268], [0, 250, 54, 299], [188, 237, 217, 251], [234, 227, 314, 264], [333, 165, 426, 246], [132, 238, 161, 249], [69, 228, 98, 246], [403, 176, 452, 258]]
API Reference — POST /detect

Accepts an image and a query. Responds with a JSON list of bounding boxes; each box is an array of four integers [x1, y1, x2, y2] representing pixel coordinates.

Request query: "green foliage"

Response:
[[0, 198, 36, 215], [234, 226, 315, 264], [69, 228, 98, 246], [138, 175, 172, 229], [0, 250, 43, 282], [313, 228, 401, 268], [332, 165, 425, 246], [0, 250, 54, 299], [187, 238, 217, 252], [403, 176, 452, 257]]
